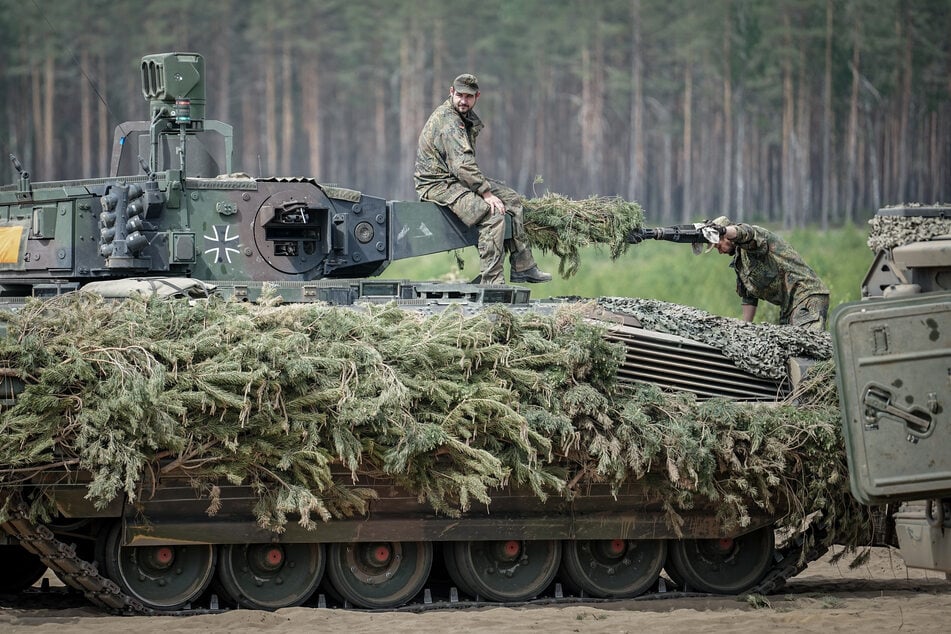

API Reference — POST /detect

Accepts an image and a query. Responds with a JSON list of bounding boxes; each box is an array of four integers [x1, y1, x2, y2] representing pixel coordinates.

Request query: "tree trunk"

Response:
[[929, 110, 938, 201], [699, 109, 715, 216], [80, 49, 92, 178], [735, 104, 746, 221], [264, 35, 278, 175], [896, 3, 912, 202], [431, 16, 446, 108], [241, 74, 260, 175], [301, 54, 322, 179], [821, 0, 833, 228], [866, 108, 881, 211], [649, 98, 673, 223], [515, 65, 541, 193], [212, 22, 232, 128], [98, 54, 109, 176], [845, 20, 861, 224], [721, 4, 733, 218], [398, 22, 425, 200], [580, 25, 605, 194], [373, 62, 387, 194], [628, 0, 645, 204], [780, 11, 794, 228], [753, 122, 764, 216], [662, 125, 673, 223], [280, 40, 294, 175], [681, 63, 692, 223], [41, 54, 55, 179], [796, 40, 810, 227], [533, 63, 551, 197]]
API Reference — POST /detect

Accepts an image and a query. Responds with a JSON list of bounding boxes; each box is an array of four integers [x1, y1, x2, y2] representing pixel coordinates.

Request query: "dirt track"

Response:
[[1, 546, 949, 633]]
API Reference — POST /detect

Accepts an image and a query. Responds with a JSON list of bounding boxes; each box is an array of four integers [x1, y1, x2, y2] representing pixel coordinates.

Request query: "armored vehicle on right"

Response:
[[831, 203, 951, 573]]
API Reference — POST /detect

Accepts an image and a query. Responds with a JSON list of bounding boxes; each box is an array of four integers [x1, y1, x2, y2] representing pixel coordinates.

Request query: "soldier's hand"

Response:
[[701, 222, 727, 244], [703, 221, 727, 238], [482, 191, 505, 215]]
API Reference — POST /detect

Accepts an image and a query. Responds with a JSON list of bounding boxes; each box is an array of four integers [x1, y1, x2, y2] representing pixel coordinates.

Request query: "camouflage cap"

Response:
[[453, 73, 480, 95], [701, 216, 732, 250]]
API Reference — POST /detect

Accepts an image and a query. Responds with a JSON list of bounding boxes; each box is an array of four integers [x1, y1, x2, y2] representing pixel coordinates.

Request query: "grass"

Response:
[[383, 224, 872, 323], [744, 593, 772, 609], [820, 595, 845, 609]]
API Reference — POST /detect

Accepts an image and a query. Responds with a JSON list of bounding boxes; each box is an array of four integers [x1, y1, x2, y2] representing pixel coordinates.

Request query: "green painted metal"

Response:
[[832, 293, 951, 505]]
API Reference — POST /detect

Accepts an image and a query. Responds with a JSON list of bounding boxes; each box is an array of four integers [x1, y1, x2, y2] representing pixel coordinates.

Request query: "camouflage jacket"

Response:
[[729, 224, 829, 318], [414, 99, 490, 204]]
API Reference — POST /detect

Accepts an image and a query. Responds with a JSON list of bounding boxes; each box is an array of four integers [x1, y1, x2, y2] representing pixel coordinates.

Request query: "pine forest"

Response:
[[1, 0, 949, 227]]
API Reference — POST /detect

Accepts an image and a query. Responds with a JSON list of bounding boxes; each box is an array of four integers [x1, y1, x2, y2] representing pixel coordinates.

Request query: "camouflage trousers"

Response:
[[783, 294, 830, 331], [445, 181, 537, 285]]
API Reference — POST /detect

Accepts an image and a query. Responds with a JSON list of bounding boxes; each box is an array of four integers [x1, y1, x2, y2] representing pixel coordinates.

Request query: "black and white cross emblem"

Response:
[[203, 224, 241, 264]]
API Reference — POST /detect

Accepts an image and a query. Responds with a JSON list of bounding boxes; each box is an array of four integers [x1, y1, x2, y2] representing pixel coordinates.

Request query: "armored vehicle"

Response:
[[0, 53, 830, 612], [831, 203, 951, 574]]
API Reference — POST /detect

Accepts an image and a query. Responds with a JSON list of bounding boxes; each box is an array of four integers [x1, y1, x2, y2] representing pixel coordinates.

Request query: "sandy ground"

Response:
[[2, 546, 949, 633]]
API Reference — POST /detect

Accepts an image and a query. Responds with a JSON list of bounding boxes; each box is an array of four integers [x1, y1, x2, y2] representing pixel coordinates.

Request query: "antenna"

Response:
[[9, 153, 31, 193]]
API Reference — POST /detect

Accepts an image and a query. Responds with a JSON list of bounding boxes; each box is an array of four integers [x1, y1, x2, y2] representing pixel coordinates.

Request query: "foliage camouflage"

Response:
[[0, 292, 867, 553], [522, 194, 645, 278]]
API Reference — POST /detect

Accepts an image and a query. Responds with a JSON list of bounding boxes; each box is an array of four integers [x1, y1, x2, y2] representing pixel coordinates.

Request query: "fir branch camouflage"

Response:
[[0, 292, 871, 555]]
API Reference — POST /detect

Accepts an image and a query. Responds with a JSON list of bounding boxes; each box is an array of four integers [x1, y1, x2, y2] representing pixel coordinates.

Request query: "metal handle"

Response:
[[862, 384, 934, 440]]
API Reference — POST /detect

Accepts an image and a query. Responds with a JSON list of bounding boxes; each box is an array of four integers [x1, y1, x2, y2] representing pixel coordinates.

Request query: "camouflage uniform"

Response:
[[729, 224, 830, 330], [414, 99, 538, 285]]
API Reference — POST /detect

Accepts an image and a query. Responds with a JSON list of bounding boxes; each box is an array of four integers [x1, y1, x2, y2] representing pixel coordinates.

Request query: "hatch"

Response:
[[831, 293, 951, 505]]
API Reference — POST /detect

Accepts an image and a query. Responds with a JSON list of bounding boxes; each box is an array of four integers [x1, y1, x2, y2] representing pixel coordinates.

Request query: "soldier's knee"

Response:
[[480, 212, 505, 237]]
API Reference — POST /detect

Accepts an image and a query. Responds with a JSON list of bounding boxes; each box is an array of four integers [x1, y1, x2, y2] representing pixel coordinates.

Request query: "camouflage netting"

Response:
[[0, 293, 867, 553], [522, 194, 645, 277], [597, 297, 832, 380], [867, 204, 951, 252]]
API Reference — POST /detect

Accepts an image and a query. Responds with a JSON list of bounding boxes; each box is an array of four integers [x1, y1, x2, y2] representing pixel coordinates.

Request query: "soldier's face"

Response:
[[450, 88, 479, 113], [715, 236, 735, 255]]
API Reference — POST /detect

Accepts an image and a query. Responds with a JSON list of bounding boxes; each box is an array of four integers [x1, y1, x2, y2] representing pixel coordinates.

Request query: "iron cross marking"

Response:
[[203, 224, 241, 264]]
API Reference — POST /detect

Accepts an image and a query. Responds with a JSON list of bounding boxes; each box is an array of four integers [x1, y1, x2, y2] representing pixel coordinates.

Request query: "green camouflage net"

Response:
[[597, 297, 832, 380], [867, 205, 951, 252]]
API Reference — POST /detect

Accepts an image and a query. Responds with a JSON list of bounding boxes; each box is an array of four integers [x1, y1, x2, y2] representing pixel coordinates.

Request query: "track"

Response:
[[0, 506, 827, 616], [1, 506, 153, 614]]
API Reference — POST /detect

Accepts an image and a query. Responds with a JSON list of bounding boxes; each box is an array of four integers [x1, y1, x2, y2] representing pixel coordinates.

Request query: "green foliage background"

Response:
[[387, 224, 872, 324]]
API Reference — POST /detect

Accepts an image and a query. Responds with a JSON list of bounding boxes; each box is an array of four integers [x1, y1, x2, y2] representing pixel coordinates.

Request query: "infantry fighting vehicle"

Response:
[[0, 53, 822, 612], [830, 203, 951, 575]]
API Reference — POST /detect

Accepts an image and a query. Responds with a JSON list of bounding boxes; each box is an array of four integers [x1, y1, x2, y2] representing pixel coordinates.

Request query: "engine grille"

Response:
[[604, 322, 788, 402]]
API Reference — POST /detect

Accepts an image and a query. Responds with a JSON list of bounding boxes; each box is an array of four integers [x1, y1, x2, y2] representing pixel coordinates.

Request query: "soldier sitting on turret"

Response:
[[414, 73, 551, 286]]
